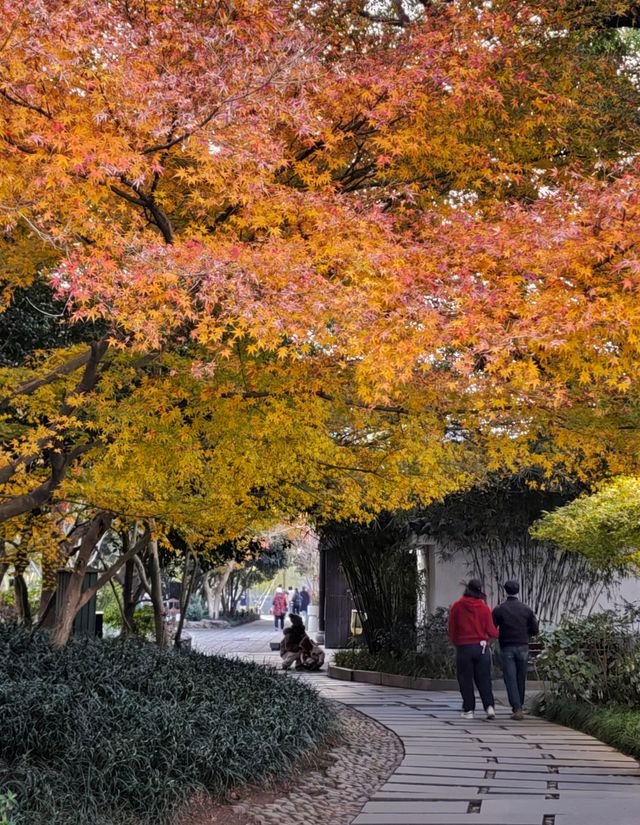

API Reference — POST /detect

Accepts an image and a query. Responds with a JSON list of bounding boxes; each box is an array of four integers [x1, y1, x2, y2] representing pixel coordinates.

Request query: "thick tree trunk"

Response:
[[51, 511, 113, 647], [203, 574, 215, 619], [203, 562, 234, 620]]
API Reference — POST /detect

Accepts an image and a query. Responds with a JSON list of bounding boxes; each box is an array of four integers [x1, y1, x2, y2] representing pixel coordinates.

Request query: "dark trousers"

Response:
[[274, 614, 284, 629], [456, 644, 495, 712], [501, 644, 529, 711]]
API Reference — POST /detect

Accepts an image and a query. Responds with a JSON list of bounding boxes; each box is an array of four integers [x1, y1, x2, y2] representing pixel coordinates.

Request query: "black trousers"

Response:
[[274, 614, 285, 629], [456, 643, 495, 712]]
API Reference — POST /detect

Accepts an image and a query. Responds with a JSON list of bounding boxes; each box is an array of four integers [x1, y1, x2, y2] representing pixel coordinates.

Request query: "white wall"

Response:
[[428, 545, 640, 616]]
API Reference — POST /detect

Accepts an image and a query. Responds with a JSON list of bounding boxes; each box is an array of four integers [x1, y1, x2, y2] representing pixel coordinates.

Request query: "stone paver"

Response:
[[191, 618, 640, 825]]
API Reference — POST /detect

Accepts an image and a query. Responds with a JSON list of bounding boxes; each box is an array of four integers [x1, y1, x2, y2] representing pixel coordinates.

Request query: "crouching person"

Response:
[[279, 614, 325, 671], [298, 634, 325, 671], [280, 613, 306, 670]]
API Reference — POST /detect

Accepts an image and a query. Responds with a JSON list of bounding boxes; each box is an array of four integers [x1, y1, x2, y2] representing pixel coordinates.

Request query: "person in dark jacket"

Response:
[[299, 586, 311, 617], [279, 614, 325, 671], [291, 588, 302, 614], [280, 614, 306, 669], [448, 579, 499, 720], [492, 580, 539, 720]]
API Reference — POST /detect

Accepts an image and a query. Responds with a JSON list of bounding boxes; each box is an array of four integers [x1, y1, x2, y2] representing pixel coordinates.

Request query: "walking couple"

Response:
[[448, 578, 539, 721]]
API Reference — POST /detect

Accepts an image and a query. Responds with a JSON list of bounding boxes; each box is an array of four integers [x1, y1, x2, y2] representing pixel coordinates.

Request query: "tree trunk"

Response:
[[203, 574, 215, 619], [121, 557, 138, 636], [204, 562, 235, 620], [175, 553, 199, 648], [37, 545, 61, 627], [148, 536, 167, 647], [51, 511, 113, 647], [13, 572, 31, 626]]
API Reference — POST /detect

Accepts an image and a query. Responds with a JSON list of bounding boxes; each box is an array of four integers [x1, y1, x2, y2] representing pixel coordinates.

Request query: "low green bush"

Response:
[[334, 609, 456, 679], [535, 606, 640, 705], [0, 791, 16, 825], [98, 584, 123, 629], [0, 623, 333, 825], [333, 646, 457, 678], [222, 609, 260, 626], [185, 595, 205, 621], [533, 694, 640, 761]]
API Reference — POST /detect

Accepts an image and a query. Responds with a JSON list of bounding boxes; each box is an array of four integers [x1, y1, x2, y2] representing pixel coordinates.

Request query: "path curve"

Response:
[[191, 620, 640, 825]]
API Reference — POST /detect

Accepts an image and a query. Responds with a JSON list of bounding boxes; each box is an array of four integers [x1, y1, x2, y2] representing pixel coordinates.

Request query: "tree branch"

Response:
[[76, 526, 151, 611], [0, 88, 52, 119], [0, 348, 94, 413]]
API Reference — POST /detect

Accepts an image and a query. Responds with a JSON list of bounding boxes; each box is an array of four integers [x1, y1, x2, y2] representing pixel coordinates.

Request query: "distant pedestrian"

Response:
[[272, 586, 288, 630], [492, 581, 539, 721], [448, 579, 499, 720], [300, 586, 310, 618], [291, 588, 302, 615]]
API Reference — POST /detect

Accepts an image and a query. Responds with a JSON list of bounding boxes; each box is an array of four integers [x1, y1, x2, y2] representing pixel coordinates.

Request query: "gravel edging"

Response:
[[180, 702, 403, 825]]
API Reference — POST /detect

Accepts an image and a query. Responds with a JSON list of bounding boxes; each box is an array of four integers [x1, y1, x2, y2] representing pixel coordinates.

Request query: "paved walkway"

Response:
[[191, 619, 640, 825]]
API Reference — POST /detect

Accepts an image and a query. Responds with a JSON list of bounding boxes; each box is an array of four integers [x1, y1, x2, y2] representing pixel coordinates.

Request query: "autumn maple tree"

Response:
[[3, 0, 640, 641]]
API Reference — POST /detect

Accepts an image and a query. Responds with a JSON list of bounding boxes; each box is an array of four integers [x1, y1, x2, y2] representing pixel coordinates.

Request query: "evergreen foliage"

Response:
[[0, 624, 333, 825]]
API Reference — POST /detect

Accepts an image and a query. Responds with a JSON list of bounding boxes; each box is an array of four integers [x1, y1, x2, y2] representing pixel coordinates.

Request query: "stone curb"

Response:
[[328, 664, 546, 693]]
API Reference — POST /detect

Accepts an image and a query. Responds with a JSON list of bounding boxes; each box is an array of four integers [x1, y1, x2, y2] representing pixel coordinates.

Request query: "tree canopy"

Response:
[[3, 0, 640, 639], [532, 477, 640, 572]]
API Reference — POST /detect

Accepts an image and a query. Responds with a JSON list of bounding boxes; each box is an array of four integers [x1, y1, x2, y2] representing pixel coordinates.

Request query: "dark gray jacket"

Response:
[[492, 597, 539, 647]]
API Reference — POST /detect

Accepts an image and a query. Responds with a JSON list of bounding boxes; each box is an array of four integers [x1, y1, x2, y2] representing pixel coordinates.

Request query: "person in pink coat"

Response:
[[271, 585, 288, 630]]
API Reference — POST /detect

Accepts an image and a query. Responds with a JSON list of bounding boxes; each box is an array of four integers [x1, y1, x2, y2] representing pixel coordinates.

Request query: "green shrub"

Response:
[[0, 791, 16, 825], [185, 595, 204, 621], [99, 584, 124, 630], [132, 604, 156, 637], [0, 623, 333, 825], [334, 608, 456, 679], [100, 588, 156, 638], [535, 606, 640, 706], [222, 610, 260, 626], [533, 694, 640, 761]]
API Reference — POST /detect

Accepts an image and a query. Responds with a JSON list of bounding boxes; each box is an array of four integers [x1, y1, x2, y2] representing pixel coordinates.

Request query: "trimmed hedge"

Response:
[[0, 623, 333, 825], [333, 646, 456, 679], [334, 608, 456, 679], [533, 694, 640, 761]]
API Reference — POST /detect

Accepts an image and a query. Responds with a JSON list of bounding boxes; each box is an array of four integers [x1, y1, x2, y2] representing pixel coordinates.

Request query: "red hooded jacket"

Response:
[[448, 595, 499, 646]]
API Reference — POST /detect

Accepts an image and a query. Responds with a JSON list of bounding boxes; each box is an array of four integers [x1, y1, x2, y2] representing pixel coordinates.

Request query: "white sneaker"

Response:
[[486, 705, 496, 720], [461, 710, 474, 720]]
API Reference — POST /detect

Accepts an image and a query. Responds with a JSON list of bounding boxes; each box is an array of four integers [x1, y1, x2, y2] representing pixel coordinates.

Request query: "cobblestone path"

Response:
[[191, 619, 640, 825]]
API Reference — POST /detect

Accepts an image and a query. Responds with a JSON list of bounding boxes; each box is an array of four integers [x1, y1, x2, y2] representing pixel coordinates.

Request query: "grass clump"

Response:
[[533, 694, 640, 761], [0, 623, 333, 825]]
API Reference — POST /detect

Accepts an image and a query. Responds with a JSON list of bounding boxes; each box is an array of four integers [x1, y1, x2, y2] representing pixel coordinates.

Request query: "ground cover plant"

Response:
[[0, 624, 333, 825], [533, 695, 640, 761], [334, 609, 456, 679], [533, 608, 640, 759], [534, 607, 640, 705]]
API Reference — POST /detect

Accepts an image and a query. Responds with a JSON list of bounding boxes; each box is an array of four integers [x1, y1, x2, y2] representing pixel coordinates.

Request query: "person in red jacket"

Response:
[[271, 586, 288, 630], [448, 579, 499, 720]]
